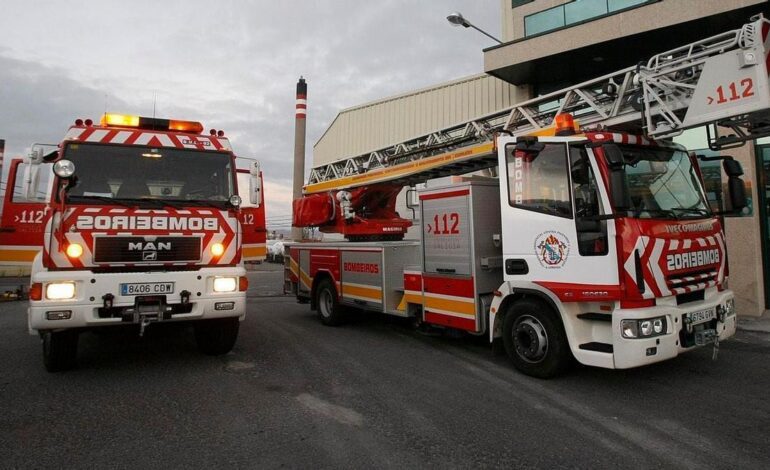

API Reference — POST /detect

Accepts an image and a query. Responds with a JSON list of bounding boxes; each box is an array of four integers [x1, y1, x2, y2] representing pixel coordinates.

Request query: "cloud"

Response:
[[0, 0, 501, 221]]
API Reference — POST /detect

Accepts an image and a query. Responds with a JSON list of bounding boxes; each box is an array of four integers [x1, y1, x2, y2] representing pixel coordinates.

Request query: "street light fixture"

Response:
[[446, 11, 502, 44]]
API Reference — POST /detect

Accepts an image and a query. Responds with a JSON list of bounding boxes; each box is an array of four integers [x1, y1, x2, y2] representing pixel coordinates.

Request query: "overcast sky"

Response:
[[0, 0, 500, 227]]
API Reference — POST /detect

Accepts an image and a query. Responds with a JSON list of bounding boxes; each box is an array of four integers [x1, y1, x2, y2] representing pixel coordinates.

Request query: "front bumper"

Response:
[[612, 290, 736, 369], [28, 267, 246, 333]]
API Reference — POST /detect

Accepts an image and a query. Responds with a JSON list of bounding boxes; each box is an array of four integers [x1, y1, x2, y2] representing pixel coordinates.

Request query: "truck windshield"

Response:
[[61, 143, 234, 207], [619, 145, 711, 219]]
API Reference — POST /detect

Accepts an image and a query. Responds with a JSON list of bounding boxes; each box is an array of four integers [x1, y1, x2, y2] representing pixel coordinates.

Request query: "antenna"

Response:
[[153, 91, 157, 119]]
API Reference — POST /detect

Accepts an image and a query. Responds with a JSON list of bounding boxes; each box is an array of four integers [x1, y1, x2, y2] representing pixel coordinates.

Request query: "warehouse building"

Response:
[[313, 0, 770, 316]]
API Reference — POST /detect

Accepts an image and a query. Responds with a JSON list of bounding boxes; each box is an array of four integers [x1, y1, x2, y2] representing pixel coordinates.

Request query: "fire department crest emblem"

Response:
[[535, 231, 570, 268]]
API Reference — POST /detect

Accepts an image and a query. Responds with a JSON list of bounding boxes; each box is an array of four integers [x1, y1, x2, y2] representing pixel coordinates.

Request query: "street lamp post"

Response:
[[446, 12, 502, 44]]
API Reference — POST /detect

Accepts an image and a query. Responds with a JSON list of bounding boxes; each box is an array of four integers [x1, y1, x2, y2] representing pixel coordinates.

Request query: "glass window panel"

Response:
[[525, 7, 565, 36], [506, 143, 572, 218], [565, 0, 608, 25], [608, 0, 649, 12]]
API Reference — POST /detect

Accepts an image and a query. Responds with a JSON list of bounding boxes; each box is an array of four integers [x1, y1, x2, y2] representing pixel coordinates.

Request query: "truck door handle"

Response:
[[505, 259, 528, 275], [436, 268, 456, 274], [0, 227, 16, 233]]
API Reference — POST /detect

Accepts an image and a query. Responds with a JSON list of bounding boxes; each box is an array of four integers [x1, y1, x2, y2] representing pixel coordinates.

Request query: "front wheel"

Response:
[[42, 330, 79, 372], [194, 318, 240, 355], [502, 298, 572, 378], [314, 278, 346, 326]]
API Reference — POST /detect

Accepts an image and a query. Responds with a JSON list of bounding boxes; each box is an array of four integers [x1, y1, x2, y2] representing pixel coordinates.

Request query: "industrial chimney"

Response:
[[291, 77, 307, 241]]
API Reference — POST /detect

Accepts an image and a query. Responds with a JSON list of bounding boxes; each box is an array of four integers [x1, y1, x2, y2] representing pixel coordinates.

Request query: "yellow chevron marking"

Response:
[[304, 141, 495, 194], [299, 269, 313, 290], [397, 292, 426, 312]]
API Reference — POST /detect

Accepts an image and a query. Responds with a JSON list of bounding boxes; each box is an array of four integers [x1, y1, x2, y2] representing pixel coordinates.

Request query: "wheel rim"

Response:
[[512, 314, 548, 363], [319, 289, 333, 318]]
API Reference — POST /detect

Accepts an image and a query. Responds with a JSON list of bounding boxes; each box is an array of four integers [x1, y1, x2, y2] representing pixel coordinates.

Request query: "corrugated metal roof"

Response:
[[313, 73, 526, 166]]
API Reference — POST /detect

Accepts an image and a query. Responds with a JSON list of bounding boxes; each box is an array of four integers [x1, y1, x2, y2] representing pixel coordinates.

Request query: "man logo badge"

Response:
[[143, 250, 158, 261]]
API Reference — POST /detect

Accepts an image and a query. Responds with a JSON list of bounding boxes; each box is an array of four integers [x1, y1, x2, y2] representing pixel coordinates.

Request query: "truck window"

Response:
[[506, 142, 572, 218], [11, 162, 51, 203], [570, 146, 608, 256]]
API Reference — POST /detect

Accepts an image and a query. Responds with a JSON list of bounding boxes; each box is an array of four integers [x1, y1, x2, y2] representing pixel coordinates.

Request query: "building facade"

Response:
[[313, 0, 770, 316]]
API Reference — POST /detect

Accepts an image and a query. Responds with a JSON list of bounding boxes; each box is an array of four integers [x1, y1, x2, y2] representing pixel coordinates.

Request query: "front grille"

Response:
[[666, 269, 718, 294], [93, 236, 201, 263]]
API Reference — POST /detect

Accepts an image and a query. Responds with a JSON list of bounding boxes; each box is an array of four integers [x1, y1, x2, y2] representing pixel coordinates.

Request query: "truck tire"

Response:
[[314, 278, 345, 326], [194, 318, 240, 355], [42, 330, 79, 372], [502, 298, 572, 378]]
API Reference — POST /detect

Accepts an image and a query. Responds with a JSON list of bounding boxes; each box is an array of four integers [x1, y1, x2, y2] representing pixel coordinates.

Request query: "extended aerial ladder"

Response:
[[295, 15, 770, 240]]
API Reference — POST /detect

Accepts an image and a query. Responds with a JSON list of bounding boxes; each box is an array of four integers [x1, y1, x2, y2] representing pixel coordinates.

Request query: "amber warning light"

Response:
[[554, 113, 577, 136], [100, 113, 204, 135]]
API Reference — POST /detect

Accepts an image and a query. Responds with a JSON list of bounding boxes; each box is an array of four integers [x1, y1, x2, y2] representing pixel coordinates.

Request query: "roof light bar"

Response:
[[100, 113, 204, 134]]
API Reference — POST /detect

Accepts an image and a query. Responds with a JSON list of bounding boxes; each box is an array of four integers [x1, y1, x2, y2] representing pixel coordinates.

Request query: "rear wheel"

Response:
[[194, 317, 240, 355], [314, 278, 345, 326], [502, 298, 572, 378], [42, 330, 79, 372]]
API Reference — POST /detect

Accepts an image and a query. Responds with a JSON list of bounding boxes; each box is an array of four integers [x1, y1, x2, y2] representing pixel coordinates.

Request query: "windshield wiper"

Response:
[[67, 195, 136, 208], [670, 207, 711, 218], [184, 199, 231, 208], [632, 208, 679, 219]]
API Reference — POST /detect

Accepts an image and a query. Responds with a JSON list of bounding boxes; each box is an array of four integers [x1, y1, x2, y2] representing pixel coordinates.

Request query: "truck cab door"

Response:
[[496, 136, 619, 300], [0, 158, 52, 265], [236, 158, 266, 262]]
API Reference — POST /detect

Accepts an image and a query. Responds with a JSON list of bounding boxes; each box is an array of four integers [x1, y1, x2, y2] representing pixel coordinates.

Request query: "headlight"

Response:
[[213, 277, 237, 293], [621, 320, 639, 338], [46, 282, 76, 300], [621, 316, 667, 339]]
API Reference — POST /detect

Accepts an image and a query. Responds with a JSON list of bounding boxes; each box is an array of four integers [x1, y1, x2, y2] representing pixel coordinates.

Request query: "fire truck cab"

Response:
[[22, 114, 264, 371]]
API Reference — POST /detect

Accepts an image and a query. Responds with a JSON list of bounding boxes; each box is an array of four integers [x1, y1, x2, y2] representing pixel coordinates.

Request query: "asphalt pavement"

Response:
[[1, 263, 769, 468]]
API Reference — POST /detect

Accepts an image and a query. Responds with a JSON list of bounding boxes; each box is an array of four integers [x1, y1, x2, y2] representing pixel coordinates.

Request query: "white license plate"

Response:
[[688, 308, 715, 325], [120, 282, 175, 296]]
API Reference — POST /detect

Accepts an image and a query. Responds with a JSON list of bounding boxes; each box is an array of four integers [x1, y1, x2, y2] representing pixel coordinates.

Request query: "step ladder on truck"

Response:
[[1, 114, 266, 371], [287, 15, 770, 377]]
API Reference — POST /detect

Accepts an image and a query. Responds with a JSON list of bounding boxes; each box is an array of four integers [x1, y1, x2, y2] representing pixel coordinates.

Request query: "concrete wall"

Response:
[[724, 144, 765, 317], [490, 0, 766, 73]]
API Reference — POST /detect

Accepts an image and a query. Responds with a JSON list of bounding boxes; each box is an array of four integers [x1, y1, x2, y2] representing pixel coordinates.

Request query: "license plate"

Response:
[[687, 308, 715, 325], [120, 282, 175, 296]]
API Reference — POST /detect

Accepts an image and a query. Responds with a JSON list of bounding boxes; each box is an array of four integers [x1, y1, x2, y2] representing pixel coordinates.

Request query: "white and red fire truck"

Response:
[[3, 113, 265, 371], [287, 16, 770, 377]]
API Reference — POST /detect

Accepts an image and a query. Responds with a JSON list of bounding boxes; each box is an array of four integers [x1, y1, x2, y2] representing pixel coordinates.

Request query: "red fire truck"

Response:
[[287, 16, 770, 377], [2, 113, 265, 371]]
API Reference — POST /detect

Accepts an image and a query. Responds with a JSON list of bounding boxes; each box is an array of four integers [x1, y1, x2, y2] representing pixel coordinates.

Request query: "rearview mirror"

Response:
[[723, 158, 744, 178], [249, 161, 262, 207], [601, 144, 630, 212]]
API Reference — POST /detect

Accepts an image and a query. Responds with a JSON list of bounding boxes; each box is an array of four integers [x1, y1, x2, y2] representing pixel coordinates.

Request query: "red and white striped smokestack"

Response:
[[0, 139, 5, 181], [291, 77, 308, 241]]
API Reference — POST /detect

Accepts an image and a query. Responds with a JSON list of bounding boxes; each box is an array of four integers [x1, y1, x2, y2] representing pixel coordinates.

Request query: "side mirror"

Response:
[[602, 144, 631, 212], [723, 158, 744, 177], [23, 163, 40, 200], [405, 187, 418, 210], [728, 177, 747, 212], [249, 161, 262, 206]]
